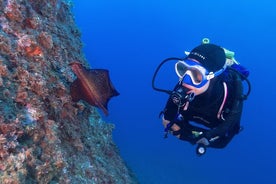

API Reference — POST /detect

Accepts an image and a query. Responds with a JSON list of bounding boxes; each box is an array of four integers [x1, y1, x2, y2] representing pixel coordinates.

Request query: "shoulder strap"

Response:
[[217, 82, 228, 120]]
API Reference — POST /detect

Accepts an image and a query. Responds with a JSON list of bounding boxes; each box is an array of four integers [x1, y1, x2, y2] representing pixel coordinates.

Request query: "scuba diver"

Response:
[[152, 38, 250, 156]]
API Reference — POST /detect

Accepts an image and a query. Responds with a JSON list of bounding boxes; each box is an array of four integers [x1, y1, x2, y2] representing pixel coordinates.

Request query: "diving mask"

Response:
[[175, 59, 226, 88]]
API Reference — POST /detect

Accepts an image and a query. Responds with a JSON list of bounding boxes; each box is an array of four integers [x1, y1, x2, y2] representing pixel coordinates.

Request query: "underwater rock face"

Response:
[[0, 0, 138, 183]]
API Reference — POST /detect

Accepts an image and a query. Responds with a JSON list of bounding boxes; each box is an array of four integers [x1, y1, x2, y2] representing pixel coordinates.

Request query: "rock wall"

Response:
[[0, 0, 138, 183]]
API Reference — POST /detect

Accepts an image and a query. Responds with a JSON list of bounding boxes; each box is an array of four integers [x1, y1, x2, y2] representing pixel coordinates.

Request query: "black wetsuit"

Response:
[[163, 69, 244, 148]]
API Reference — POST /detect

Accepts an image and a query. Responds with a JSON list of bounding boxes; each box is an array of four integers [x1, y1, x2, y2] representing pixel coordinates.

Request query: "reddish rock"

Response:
[[0, 0, 138, 183]]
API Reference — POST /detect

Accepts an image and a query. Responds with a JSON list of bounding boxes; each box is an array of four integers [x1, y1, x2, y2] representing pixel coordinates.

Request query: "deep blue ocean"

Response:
[[72, 1, 276, 183]]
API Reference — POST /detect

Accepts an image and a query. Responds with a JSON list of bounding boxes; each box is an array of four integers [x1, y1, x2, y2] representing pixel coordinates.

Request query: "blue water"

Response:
[[72, 1, 276, 183]]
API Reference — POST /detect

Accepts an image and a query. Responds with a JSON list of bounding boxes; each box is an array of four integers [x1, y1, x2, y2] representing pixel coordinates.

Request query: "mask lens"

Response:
[[175, 62, 188, 77], [175, 61, 205, 85], [189, 67, 203, 84]]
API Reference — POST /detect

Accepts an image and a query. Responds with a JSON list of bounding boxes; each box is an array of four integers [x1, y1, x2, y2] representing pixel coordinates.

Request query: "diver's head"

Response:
[[175, 44, 226, 96]]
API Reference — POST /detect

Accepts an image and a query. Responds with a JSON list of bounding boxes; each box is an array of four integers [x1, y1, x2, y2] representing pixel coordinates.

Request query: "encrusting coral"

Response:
[[0, 0, 138, 183]]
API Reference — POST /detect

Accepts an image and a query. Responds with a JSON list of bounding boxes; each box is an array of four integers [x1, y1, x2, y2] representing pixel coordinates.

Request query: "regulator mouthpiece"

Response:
[[170, 85, 194, 107]]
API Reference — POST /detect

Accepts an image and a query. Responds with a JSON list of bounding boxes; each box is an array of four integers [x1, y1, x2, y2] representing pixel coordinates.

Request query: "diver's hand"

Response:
[[162, 117, 181, 132], [196, 137, 210, 146]]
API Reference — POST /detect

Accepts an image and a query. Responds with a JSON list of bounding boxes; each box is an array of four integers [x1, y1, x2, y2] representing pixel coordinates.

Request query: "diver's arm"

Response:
[[163, 98, 178, 121], [201, 71, 244, 146], [204, 98, 243, 141], [205, 73, 244, 141], [163, 98, 208, 142], [162, 98, 181, 133]]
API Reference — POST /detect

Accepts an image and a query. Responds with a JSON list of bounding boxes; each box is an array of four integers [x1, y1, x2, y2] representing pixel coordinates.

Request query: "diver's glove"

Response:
[[196, 137, 210, 146], [164, 121, 174, 138], [191, 130, 210, 146]]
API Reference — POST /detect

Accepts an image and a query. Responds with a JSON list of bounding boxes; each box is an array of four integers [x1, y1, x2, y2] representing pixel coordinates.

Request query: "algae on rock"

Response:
[[0, 0, 138, 183]]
